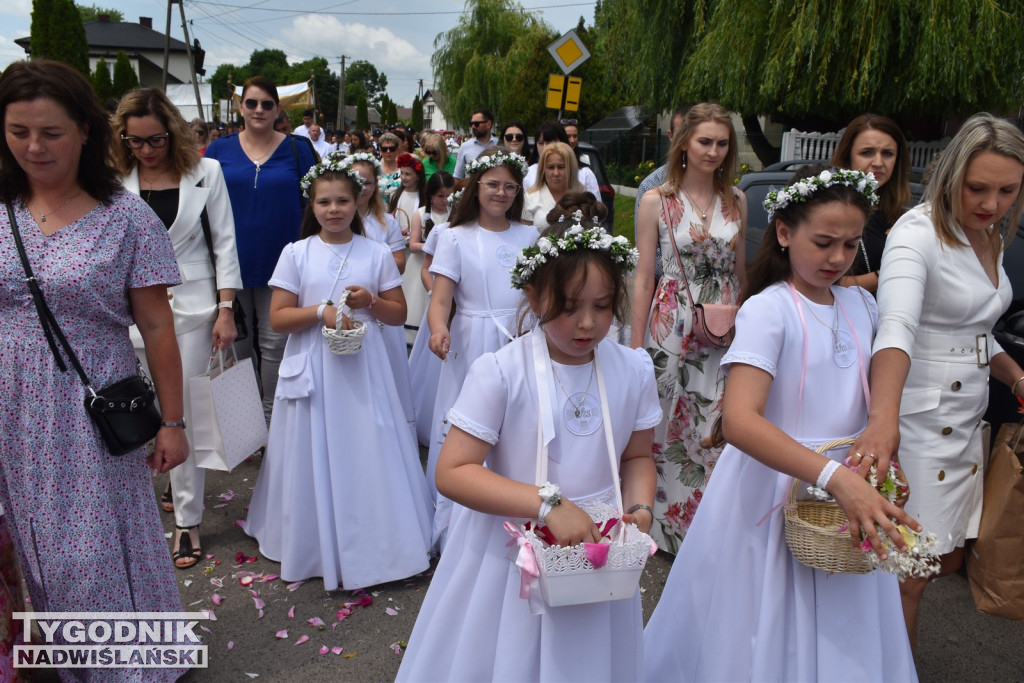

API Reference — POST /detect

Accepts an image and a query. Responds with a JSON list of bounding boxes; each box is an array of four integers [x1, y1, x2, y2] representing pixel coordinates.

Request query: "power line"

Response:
[[192, 1, 595, 16]]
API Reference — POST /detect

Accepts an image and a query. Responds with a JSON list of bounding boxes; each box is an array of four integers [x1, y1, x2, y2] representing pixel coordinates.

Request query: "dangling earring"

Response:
[[681, 152, 687, 170], [717, 166, 724, 177]]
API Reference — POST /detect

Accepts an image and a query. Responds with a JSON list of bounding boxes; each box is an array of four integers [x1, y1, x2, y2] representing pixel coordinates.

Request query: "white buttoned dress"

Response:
[[874, 206, 1012, 554]]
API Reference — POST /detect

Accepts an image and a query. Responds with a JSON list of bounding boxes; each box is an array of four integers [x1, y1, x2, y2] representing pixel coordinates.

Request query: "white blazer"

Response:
[[124, 157, 243, 338]]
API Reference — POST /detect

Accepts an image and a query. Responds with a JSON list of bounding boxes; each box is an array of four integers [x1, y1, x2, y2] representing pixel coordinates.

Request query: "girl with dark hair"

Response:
[[398, 220, 656, 682], [645, 166, 920, 681], [244, 162, 432, 590], [113, 87, 242, 568], [831, 114, 912, 293], [425, 149, 536, 547], [499, 119, 530, 159], [205, 75, 317, 424], [0, 59, 187, 679]]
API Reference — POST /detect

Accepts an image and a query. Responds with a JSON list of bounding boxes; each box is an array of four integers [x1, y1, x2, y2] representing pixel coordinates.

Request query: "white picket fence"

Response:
[[781, 129, 949, 169]]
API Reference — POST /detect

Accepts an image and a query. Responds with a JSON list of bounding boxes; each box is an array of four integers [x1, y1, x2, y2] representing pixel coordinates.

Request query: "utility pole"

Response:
[[161, 1, 172, 90], [418, 79, 423, 100], [176, 0, 203, 119], [335, 56, 348, 132]]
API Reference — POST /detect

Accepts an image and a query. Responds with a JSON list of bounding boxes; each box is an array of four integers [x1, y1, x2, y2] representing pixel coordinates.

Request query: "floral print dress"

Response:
[[644, 190, 740, 553]]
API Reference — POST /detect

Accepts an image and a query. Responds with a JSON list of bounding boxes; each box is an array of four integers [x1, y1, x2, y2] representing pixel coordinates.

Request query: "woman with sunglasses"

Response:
[[421, 132, 455, 181], [190, 117, 209, 154], [499, 120, 530, 160], [113, 88, 242, 570], [205, 77, 317, 425], [378, 131, 402, 204]]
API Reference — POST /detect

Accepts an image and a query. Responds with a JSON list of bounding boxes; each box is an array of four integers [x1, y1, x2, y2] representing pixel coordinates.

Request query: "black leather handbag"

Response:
[[6, 201, 161, 455]]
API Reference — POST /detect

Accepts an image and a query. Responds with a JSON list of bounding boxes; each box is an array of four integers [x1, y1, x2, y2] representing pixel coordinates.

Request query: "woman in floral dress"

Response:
[[630, 103, 747, 553]]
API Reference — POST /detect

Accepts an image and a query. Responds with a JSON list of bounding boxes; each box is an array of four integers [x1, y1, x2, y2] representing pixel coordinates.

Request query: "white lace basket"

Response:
[[526, 521, 653, 607], [321, 290, 366, 355]]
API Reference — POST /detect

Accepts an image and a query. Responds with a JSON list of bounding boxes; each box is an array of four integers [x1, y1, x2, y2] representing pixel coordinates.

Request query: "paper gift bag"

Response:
[[190, 352, 267, 471], [967, 419, 1024, 621]]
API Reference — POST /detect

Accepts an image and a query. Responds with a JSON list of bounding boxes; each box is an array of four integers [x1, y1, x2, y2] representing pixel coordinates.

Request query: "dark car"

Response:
[[738, 165, 1024, 436], [576, 142, 616, 230]]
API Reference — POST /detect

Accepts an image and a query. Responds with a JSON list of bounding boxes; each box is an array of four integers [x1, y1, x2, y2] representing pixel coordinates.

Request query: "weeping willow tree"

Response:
[[598, 0, 1024, 163], [432, 0, 555, 130]]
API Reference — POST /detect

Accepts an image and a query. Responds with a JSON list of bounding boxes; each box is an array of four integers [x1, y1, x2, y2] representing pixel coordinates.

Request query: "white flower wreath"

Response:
[[510, 217, 639, 289], [328, 151, 382, 174], [763, 168, 879, 221], [300, 159, 367, 198], [465, 150, 527, 177]]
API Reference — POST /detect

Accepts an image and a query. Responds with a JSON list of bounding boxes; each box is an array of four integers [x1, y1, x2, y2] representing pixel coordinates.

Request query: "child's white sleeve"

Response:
[[267, 242, 300, 295], [376, 243, 403, 292], [429, 228, 461, 282], [384, 214, 406, 252], [721, 290, 784, 378], [447, 353, 508, 445]]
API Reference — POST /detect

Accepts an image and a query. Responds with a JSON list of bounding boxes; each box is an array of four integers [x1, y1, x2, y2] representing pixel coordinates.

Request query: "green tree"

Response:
[[112, 51, 139, 96], [411, 95, 424, 130], [91, 59, 113, 101], [31, 0, 90, 75], [387, 101, 398, 126], [355, 95, 369, 131], [345, 60, 388, 109], [77, 4, 123, 22], [432, 0, 557, 132]]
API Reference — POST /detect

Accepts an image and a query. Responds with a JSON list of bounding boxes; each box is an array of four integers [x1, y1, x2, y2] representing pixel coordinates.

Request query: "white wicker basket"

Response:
[[321, 290, 366, 356], [528, 521, 653, 607]]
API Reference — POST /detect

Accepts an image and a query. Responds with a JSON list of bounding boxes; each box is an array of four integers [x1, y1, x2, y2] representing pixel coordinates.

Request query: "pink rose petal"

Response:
[[234, 519, 246, 528], [331, 646, 344, 655], [219, 490, 235, 502], [200, 626, 212, 634], [294, 635, 310, 645], [213, 503, 228, 508], [210, 578, 224, 588], [286, 580, 306, 592], [253, 598, 265, 610], [584, 542, 610, 569], [275, 629, 288, 639], [211, 594, 224, 606], [202, 609, 217, 622], [227, 641, 234, 650], [240, 576, 253, 587], [308, 616, 325, 628], [319, 646, 329, 655], [385, 607, 398, 616], [259, 574, 279, 583], [258, 609, 264, 619], [288, 606, 295, 619]]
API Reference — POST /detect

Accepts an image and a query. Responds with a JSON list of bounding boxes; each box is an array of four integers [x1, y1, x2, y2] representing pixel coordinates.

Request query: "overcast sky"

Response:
[[0, 0, 597, 106]]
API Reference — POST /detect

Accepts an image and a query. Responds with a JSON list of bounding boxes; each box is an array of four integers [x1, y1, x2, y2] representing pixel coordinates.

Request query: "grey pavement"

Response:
[[155, 455, 1024, 682]]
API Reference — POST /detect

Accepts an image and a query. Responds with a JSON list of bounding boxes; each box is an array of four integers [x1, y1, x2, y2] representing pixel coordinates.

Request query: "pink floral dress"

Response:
[[643, 189, 740, 553]]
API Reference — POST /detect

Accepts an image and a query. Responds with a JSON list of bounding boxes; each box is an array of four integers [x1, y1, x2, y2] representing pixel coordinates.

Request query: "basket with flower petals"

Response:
[[321, 290, 366, 356]]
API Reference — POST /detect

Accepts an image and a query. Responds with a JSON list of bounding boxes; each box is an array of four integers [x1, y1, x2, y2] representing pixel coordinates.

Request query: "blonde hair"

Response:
[[352, 159, 386, 224], [664, 102, 738, 216], [925, 113, 1024, 249], [531, 142, 581, 194], [422, 133, 448, 167], [112, 88, 200, 179]]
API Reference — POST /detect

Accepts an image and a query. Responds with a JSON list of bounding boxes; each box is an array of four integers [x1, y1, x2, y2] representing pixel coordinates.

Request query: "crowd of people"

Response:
[[1, 58, 1023, 682]]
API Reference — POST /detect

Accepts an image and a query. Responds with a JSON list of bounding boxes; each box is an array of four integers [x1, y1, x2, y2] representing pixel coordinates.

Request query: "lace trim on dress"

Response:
[[722, 352, 776, 377], [448, 409, 499, 445]]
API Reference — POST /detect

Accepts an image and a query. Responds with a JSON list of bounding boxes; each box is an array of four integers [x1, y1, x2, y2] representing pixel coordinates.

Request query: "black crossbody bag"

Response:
[[5, 201, 161, 455]]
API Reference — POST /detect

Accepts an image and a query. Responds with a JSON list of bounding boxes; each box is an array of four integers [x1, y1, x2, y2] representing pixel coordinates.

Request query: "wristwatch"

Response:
[[160, 420, 186, 429]]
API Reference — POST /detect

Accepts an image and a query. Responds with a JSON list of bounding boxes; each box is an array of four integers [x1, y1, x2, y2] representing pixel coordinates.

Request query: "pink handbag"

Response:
[[662, 194, 738, 348]]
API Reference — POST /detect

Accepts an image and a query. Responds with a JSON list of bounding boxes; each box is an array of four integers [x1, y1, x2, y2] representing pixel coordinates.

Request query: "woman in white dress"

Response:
[[854, 113, 1024, 649], [390, 153, 427, 343], [113, 87, 242, 569], [398, 220, 659, 682], [243, 162, 432, 590], [645, 167, 920, 682], [522, 141, 581, 232], [426, 149, 536, 547]]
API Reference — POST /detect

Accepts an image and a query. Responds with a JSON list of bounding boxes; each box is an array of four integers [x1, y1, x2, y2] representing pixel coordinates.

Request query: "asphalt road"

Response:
[[156, 455, 1024, 683]]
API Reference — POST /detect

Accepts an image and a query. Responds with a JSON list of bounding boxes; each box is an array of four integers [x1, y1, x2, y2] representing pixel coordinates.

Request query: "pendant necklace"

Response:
[[320, 235, 356, 304], [551, 360, 595, 418], [33, 191, 80, 223], [682, 189, 714, 222], [804, 294, 855, 367]]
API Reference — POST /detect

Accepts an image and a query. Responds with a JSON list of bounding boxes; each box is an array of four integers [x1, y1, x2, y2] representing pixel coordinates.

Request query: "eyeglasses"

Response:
[[470, 119, 489, 127], [243, 98, 276, 111], [559, 118, 578, 127], [191, 128, 204, 136], [503, 133, 524, 142], [121, 134, 170, 149], [478, 180, 520, 195], [380, 145, 397, 153]]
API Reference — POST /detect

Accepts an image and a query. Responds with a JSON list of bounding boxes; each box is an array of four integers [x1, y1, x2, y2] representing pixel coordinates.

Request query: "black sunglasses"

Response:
[[559, 118, 578, 127], [470, 119, 488, 127], [380, 145, 398, 153], [243, 98, 276, 111], [121, 134, 170, 150], [503, 133, 525, 142]]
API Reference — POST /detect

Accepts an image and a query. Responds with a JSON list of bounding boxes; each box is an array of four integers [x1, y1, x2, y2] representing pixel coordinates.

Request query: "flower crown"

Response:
[[396, 153, 423, 173], [448, 187, 464, 209], [300, 159, 367, 198], [763, 168, 879, 221], [465, 150, 527, 177], [325, 151, 382, 175], [510, 214, 639, 290]]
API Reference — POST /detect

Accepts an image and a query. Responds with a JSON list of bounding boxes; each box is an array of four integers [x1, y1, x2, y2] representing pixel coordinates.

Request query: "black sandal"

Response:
[[160, 483, 174, 513], [172, 526, 202, 570]]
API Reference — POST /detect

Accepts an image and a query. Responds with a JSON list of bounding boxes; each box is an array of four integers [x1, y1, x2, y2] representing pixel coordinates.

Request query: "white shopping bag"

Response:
[[189, 350, 267, 471]]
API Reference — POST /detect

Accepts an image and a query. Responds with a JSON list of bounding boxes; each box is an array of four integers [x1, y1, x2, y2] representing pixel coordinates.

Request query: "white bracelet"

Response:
[[217, 300, 234, 309], [316, 303, 327, 323], [538, 500, 554, 522], [816, 459, 842, 491]]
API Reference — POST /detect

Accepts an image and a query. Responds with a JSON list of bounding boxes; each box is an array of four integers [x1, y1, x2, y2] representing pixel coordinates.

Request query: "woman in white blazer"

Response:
[[855, 113, 1024, 650], [113, 89, 242, 569]]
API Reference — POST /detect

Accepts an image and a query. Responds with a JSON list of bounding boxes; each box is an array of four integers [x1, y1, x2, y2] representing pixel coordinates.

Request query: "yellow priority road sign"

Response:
[[547, 29, 591, 75]]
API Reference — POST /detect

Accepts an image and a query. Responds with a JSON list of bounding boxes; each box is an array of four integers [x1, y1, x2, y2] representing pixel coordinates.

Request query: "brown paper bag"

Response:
[[967, 419, 1024, 621]]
